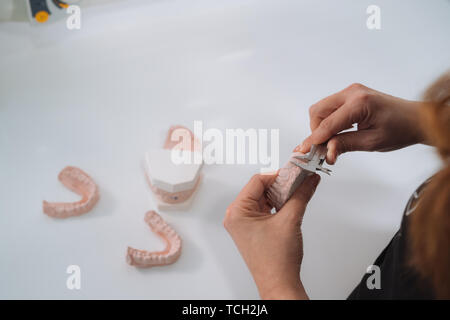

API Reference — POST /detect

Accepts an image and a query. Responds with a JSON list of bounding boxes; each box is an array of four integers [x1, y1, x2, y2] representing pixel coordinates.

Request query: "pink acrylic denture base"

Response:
[[126, 210, 182, 268], [43, 166, 99, 218]]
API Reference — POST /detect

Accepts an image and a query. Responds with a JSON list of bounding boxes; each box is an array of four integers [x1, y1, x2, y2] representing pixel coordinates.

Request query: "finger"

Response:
[[326, 130, 377, 164], [300, 102, 358, 153], [235, 173, 278, 203], [293, 144, 302, 153], [309, 90, 347, 131], [279, 174, 320, 219], [259, 199, 274, 214]]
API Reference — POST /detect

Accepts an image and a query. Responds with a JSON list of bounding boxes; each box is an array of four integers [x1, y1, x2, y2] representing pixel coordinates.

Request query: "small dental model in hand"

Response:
[[43, 166, 100, 218], [127, 210, 182, 268], [266, 144, 330, 211]]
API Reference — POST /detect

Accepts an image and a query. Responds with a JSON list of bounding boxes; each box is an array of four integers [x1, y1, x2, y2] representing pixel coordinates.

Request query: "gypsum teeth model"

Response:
[[145, 125, 203, 209], [266, 152, 311, 211], [126, 210, 182, 268], [43, 166, 99, 218], [266, 145, 331, 211]]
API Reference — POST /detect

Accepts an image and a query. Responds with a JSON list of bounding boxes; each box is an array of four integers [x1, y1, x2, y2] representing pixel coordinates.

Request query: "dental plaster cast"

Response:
[[126, 210, 182, 268], [43, 166, 99, 218], [145, 125, 203, 210], [266, 152, 312, 211]]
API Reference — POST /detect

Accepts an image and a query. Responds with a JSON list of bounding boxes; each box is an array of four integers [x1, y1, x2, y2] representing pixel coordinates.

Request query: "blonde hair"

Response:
[[409, 71, 450, 299]]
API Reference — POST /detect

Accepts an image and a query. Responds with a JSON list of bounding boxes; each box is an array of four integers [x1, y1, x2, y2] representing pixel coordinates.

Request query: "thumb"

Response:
[[279, 174, 321, 220], [326, 130, 375, 164]]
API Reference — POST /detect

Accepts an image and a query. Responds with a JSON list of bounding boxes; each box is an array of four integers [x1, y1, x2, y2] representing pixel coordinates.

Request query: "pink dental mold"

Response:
[[43, 166, 100, 218], [266, 152, 312, 211], [126, 210, 182, 268], [163, 125, 202, 152]]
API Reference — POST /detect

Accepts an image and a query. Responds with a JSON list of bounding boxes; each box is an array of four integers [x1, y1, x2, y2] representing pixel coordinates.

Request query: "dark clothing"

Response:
[[348, 179, 435, 299]]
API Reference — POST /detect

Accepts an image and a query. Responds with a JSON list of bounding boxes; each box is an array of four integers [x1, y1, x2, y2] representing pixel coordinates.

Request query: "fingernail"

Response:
[[293, 144, 302, 152]]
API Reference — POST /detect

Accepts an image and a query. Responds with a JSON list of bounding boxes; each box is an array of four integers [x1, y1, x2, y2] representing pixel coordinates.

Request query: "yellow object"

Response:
[[35, 11, 49, 23], [56, 1, 69, 8]]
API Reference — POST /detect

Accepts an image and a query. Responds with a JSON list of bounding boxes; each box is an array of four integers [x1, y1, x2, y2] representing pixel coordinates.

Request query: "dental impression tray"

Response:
[[266, 144, 331, 211]]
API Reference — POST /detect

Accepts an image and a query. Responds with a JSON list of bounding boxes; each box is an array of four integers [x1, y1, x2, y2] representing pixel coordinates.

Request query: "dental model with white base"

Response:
[[126, 210, 182, 268], [43, 166, 99, 218], [145, 125, 203, 210]]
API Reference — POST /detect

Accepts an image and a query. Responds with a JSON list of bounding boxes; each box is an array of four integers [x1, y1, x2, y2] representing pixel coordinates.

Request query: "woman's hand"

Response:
[[298, 83, 426, 164], [224, 173, 321, 300]]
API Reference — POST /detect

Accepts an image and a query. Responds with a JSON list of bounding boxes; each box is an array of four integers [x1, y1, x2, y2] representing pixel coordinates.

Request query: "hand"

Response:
[[224, 173, 321, 300], [298, 83, 426, 164]]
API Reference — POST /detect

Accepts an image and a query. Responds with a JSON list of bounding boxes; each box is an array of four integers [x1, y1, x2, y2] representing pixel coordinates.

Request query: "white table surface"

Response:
[[0, 0, 448, 299]]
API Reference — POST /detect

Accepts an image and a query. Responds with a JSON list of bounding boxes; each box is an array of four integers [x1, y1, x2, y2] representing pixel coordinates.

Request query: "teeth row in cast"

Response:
[[43, 166, 100, 218], [127, 210, 182, 268]]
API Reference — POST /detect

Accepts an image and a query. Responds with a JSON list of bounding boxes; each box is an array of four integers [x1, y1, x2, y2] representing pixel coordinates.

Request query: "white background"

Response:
[[0, 0, 449, 299]]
